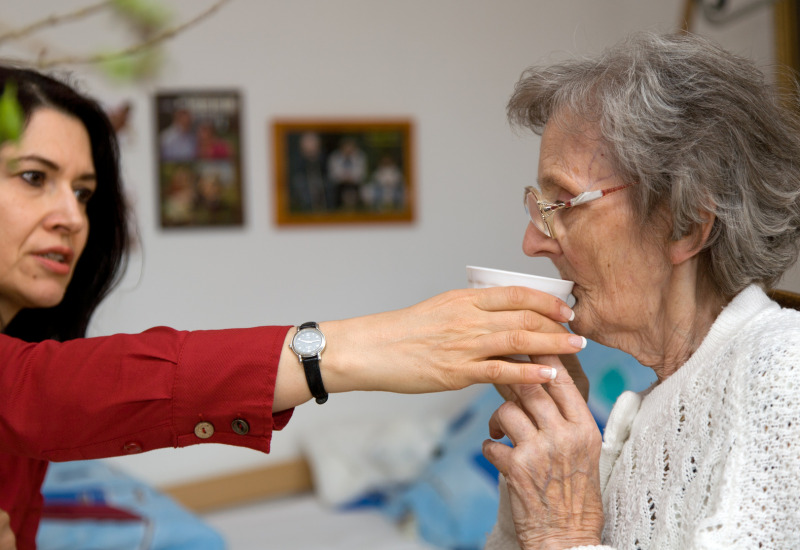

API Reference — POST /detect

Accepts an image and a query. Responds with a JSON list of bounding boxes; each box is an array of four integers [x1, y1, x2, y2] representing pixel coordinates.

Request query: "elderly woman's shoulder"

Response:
[[765, 298, 800, 335], [738, 301, 800, 382]]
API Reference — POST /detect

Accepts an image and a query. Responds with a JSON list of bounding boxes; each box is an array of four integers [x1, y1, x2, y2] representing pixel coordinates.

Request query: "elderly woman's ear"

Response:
[[669, 213, 716, 266]]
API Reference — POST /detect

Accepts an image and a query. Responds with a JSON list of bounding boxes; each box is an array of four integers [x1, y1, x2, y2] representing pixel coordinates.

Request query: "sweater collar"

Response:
[[644, 284, 777, 399]]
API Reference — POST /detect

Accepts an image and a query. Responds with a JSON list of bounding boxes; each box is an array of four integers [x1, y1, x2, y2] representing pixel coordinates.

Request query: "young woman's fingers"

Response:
[[471, 286, 573, 323], [476, 330, 586, 361], [468, 357, 575, 386]]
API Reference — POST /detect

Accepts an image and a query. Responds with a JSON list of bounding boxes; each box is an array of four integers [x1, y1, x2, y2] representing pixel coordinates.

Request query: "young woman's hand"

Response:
[[273, 286, 585, 410], [0, 509, 16, 550], [322, 286, 584, 393]]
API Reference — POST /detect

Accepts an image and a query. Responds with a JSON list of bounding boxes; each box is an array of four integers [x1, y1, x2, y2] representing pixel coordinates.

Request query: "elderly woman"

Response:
[[482, 32, 800, 549]]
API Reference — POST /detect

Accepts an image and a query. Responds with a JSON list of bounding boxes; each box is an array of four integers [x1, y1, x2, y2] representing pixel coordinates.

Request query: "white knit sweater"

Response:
[[486, 285, 800, 550]]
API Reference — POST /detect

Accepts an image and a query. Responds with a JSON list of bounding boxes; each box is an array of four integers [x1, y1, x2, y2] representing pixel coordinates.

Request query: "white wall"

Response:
[[6, 0, 788, 486]]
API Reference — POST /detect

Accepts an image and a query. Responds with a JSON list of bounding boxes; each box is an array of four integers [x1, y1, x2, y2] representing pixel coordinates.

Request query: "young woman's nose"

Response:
[[522, 221, 562, 257], [45, 185, 87, 234]]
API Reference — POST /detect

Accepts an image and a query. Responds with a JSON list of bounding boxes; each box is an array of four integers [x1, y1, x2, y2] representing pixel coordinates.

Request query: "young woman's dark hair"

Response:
[[0, 66, 130, 342]]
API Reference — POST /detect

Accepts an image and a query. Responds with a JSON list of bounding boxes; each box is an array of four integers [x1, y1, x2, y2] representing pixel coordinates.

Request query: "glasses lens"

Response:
[[525, 188, 552, 237]]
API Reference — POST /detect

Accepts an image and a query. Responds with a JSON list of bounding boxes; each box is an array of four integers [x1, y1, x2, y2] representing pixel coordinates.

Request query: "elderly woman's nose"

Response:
[[523, 221, 561, 257]]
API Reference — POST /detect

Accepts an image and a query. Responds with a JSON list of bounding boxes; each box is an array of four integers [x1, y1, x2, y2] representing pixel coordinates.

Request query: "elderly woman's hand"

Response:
[[497, 353, 589, 403], [0, 509, 15, 550], [483, 355, 604, 550]]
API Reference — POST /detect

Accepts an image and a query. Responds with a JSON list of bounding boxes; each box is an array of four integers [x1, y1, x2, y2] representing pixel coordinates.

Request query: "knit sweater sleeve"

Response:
[[691, 310, 800, 548]]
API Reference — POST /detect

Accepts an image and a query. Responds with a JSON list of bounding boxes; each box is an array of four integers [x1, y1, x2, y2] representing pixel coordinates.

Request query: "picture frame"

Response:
[[775, 0, 799, 96], [155, 90, 244, 228], [272, 119, 415, 225]]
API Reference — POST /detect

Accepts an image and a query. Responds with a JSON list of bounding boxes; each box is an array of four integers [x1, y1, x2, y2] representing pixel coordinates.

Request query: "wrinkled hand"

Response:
[[322, 286, 585, 394], [496, 352, 589, 403], [559, 353, 589, 402], [0, 509, 15, 550], [483, 355, 604, 550]]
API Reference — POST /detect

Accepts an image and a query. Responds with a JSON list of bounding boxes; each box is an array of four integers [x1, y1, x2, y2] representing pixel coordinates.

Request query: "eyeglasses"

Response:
[[524, 183, 634, 239]]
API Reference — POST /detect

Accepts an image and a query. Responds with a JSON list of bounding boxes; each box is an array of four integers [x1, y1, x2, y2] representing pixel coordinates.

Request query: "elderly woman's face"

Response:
[[524, 118, 670, 345], [0, 108, 94, 323]]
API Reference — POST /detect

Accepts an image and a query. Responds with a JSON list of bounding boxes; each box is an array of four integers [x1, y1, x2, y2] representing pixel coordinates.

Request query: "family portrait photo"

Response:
[[273, 119, 415, 226], [156, 90, 244, 228]]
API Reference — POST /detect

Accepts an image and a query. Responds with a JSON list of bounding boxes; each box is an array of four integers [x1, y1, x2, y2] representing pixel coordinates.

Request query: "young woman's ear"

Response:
[[669, 214, 715, 266]]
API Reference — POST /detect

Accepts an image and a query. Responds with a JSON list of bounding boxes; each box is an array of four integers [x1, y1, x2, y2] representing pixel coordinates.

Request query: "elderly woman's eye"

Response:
[[549, 189, 574, 205]]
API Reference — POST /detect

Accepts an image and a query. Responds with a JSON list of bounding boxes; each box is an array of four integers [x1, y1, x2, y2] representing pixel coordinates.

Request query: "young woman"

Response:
[[0, 66, 584, 549]]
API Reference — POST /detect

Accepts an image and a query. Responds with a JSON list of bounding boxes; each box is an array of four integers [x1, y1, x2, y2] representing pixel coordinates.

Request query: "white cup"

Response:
[[466, 265, 574, 302], [466, 266, 575, 362]]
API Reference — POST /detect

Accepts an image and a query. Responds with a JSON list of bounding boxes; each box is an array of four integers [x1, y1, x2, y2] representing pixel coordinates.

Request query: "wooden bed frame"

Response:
[[161, 457, 313, 513]]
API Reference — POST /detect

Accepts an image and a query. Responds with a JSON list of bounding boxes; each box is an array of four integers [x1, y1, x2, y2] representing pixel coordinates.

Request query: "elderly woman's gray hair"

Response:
[[508, 31, 800, 298]]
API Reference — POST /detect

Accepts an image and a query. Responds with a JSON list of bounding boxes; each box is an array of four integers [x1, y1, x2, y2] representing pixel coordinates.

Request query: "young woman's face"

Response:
[[0, 107, 95, 325]]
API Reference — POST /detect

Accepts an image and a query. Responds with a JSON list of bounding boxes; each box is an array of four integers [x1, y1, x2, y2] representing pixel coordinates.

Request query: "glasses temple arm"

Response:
[[567, 189, 603, 207], [567, 183, 632, 207]]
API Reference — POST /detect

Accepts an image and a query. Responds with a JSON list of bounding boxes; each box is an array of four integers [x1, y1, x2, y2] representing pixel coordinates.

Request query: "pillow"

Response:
[[37, 460, 225, 550], [381, 387, 507, 550], [300, 413, 446, 507]]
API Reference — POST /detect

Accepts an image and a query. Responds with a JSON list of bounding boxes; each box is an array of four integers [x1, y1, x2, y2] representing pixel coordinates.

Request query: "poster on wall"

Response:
[[272, 119, 415, 226], [155, 90, 244, 228]]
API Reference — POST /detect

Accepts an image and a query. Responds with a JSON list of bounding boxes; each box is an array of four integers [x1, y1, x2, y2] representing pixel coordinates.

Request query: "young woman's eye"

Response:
[[74, 187, 95, 204], [20, 171, 46, 187]]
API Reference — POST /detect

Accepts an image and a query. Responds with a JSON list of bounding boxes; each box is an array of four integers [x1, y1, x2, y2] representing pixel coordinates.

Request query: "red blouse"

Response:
[[0, 325, 293, 549]]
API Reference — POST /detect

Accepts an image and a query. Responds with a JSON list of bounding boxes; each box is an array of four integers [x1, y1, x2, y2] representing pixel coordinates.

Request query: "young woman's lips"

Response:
[[33, 247, 74, 276]]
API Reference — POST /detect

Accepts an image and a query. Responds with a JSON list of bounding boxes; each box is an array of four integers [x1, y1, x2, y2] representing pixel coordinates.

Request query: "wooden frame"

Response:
[[155, 90, 244, 228], [272, 119, 415, 226], [162, 458, 313, 512], [775, 0, 800, 96]]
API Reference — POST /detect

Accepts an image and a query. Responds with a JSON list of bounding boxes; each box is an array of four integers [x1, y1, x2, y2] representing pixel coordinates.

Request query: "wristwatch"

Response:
[[289, 322, 328, 404]]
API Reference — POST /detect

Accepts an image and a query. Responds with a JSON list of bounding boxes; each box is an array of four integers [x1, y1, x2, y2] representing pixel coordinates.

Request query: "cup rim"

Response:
[[466, 265, 573, 288]]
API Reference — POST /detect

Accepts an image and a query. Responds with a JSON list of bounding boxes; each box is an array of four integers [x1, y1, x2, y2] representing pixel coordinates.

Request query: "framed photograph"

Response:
[[155, 90, 244, 228], [272, 119, 415, 225]]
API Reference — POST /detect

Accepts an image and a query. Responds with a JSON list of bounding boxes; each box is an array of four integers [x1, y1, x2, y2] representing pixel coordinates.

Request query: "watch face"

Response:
[[292, 328, 325, 356]]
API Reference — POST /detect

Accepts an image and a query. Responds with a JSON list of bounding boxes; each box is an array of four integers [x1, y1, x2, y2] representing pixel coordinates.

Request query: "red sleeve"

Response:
[[0, 325, 294, 461]]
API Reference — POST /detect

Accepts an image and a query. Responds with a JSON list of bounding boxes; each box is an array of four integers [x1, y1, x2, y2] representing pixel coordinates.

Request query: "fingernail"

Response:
[[569, 335, 587, 349], [561, 305, 575, 322], [540, 367, 557, 380]]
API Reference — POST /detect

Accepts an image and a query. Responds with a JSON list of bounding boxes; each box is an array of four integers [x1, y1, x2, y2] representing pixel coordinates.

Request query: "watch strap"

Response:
[[301, 355, 328, 404], [297, 322, 328, 404]]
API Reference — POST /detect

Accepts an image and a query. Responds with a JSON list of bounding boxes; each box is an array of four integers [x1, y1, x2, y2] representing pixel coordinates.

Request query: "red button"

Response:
[[123, 441, 143, 454]]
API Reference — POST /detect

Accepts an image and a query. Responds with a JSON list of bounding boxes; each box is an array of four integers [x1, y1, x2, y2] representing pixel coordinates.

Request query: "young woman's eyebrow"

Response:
[[10, 154, 96, 182]]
